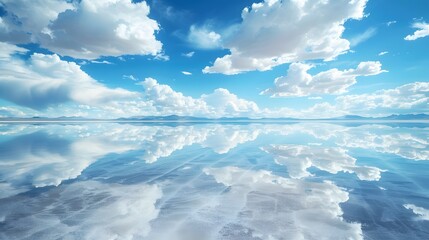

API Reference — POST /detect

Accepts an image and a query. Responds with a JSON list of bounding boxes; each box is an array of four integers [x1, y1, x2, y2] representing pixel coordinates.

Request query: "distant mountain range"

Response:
[[329, 114, 429, 120], [120, 114, 429, 121], [0, 114, 428, 122], [117, 115, 209, 121], [118, 115, 298, 121]]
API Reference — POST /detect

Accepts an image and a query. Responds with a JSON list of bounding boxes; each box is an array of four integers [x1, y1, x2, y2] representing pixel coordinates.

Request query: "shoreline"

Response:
[[1, 119, 428, 123]]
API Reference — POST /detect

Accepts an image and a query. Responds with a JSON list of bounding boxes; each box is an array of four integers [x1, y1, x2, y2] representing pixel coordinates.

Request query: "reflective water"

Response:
[[0, 122, 428, 240]]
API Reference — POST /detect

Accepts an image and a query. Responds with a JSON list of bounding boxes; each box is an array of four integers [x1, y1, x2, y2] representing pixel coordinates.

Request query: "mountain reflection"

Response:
[[0, 123, 428, 239]]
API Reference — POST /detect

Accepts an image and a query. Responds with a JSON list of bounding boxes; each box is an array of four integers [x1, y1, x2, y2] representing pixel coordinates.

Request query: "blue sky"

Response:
[[0, 0, 428, 118]]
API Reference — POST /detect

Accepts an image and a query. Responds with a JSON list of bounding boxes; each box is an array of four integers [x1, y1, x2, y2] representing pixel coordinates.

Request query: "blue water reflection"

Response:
[[0, 123, 428, 239]]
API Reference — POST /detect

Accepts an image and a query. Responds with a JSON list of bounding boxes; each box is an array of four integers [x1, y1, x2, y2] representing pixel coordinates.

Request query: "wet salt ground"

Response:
[[0, 123, 428, 240]]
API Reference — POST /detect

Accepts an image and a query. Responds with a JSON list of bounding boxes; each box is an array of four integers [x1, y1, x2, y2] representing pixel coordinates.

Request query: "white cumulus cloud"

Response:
[[1, 42, 424, 119], [138, 77, 209, 116], [201, 88, 259, 117], [261, 61, 386, 97], [0, 0, 73, 43], [336, 82, 429, 111], [138, 78, 259, 118], [203, 0, 368, 74], [405, 22, 429, 41], [0, 0, 162, 59], [0, 42, 137, 110], [187, 25, 222, 49]]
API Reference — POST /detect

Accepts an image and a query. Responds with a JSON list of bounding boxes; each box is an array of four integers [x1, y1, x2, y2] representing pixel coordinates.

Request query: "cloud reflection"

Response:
[[0, 123, 427, 200], [0, 181, 161, 240], [201, 167, 363, 240], [0, 130, 136, 198], [0, 123, 427, 239], [278, 123, 429, 161], [262, 144, 384, 181], [334, 126, 429, 161], [404, 204, 429, 221], [0, 124, 264, 198]]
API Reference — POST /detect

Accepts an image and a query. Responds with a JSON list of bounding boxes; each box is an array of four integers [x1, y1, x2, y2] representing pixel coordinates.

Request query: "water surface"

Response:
[[0, 122, 428, 239]]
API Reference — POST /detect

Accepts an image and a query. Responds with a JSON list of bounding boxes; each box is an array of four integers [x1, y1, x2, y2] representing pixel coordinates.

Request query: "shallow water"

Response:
[[0, 122, 428, 240]]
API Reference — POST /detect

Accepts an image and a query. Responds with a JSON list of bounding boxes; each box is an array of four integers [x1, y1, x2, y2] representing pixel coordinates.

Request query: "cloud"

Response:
[[270, 81, 429, 119], [0, 41, 27, 58], [90, 60, 113, 65], [0, 0, 162, 59], [122, 74, 138, 81], [201, 88, 259, 117], [203, 0, 368, 74], [0, 180, 162, 239], [378, 51, 389, 56], [0, 106, 26, 118], [0, 0, 73, 43], [405, 22, 429, 41], [261, 61, 386, 97], [336, 82, 429, 112], [202, 167, 363, 239], [0, 65, 262, 118], [182, 51, 195, 58], [138, 80, 426, 119], [262, 144, 383, 181], [182, 71, 192, 75], [0, 42, 137, 110], [150, 0, 190, 24], [153, 52, 170, 61], [138, 78, 259, 118], [387, 20, 397, 26], [187, 25, 222, 49], [290, 101, 348, 118], [0, 43, 422, 119], [349, 27, 377, 47], [404, 204, 429, 221], [138, 77, 209, 116]]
